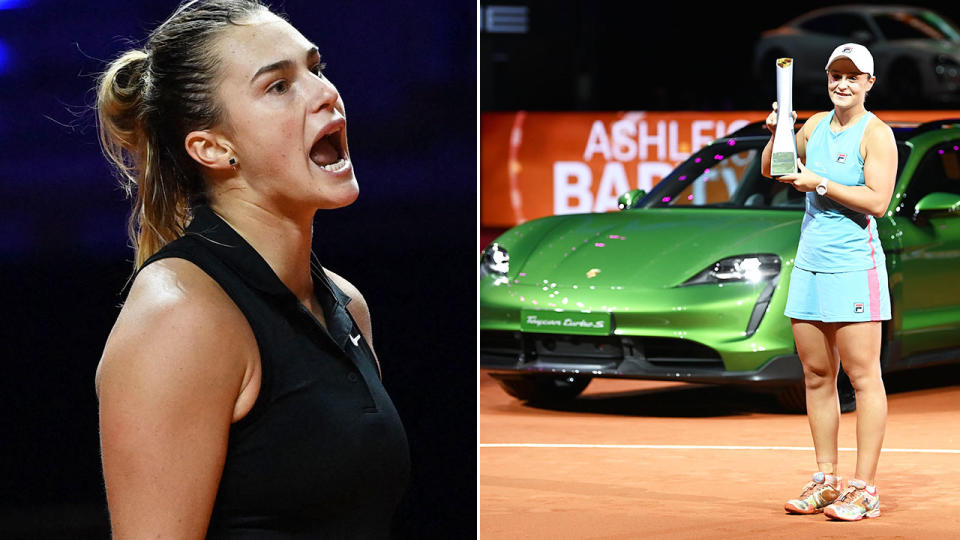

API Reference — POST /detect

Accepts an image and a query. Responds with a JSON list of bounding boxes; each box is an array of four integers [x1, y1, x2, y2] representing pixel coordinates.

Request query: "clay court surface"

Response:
[[479, 366, 960, 538]]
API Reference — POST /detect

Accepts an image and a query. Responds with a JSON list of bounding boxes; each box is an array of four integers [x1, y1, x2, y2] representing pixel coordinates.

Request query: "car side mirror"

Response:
[[617, 189, 646, 210], [913, 191, 960, 224]]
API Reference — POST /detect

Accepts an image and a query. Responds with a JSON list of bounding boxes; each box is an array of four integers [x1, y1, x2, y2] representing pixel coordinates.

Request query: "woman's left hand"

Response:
[[777, 158, 821, 193]]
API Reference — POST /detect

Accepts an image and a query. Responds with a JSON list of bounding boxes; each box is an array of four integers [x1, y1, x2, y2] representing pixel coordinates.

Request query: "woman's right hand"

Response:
[[765, 102, 779, 133], [766, 102, 798, 134]]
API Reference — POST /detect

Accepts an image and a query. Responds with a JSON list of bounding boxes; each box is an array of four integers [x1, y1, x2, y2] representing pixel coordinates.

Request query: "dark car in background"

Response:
[[754, 5, 960, 107]]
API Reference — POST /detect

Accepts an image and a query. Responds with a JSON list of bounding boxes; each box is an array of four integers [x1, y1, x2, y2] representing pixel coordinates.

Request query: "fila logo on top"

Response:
[[836, 153, 847, 164], [854, 303, 864, 313]]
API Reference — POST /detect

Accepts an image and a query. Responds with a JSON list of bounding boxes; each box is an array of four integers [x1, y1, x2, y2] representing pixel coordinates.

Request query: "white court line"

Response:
[[479, 443, 960, 454]]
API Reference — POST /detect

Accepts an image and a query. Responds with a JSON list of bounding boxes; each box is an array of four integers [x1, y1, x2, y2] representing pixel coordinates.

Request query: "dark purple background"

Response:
[[0, 1, 475, 538]]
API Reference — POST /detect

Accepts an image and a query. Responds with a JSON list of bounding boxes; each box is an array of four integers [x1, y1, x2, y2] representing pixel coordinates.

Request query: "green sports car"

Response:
[[480, 119, 960, 411]]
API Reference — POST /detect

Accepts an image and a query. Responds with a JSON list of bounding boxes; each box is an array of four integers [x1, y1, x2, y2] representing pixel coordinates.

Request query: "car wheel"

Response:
[[775, 368, 857, 413], [490, 374, 591, 403]]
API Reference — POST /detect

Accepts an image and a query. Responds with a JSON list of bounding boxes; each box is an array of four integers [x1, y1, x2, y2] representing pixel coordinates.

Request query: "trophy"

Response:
[[770, 58, 798, 177]]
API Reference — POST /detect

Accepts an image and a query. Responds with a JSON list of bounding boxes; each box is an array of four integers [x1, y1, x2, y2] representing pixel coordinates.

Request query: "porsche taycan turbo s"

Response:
[[480, 119, 960, 411]]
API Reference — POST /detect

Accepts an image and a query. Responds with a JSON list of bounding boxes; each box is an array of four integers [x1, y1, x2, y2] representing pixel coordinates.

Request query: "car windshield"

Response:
[[645, 142, 805, 210], [873, 11, 960, 41], [644, 137, 912, 210]]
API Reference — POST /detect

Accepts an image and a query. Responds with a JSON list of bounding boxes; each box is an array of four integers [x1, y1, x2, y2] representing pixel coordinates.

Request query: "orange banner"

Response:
[[480, 111, 959, 228]]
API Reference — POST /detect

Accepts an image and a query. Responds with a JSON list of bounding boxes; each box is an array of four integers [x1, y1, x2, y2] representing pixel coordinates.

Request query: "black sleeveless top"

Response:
[[140, 205, 410, 538]]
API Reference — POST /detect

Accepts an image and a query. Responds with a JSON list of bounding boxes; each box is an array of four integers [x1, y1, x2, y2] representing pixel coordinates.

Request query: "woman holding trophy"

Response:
[[761, 43, 897, 521]]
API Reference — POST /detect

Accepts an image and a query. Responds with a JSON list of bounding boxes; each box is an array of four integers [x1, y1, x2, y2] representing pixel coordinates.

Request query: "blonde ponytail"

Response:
[[95, 0, 270, 270], [97, 50, 189, 268]]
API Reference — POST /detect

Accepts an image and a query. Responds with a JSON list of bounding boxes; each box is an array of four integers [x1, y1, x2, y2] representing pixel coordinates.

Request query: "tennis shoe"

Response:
[[784, 472, 842, 514], [824, 479, 880, 521]]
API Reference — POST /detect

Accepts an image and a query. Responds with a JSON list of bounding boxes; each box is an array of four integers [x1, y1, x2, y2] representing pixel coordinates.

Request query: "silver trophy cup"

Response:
[[770, 58, 798, 177]]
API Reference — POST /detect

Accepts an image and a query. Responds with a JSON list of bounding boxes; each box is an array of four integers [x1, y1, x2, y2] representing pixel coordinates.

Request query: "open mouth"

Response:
[[310, 125, 349, 172]]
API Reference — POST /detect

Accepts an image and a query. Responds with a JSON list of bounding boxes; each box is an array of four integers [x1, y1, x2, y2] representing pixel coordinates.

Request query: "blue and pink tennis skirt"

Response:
[[784, 264, 891, 322]]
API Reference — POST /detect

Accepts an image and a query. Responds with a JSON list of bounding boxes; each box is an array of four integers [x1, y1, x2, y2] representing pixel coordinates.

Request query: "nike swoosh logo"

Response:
[[350, 334, 361, 347]]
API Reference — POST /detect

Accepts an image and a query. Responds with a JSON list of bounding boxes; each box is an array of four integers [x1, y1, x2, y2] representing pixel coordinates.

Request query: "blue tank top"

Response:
[[795, 111, 885, 273]]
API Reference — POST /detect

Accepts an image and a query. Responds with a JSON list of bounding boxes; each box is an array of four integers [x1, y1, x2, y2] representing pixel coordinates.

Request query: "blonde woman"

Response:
[[762, 43, 896, 521]]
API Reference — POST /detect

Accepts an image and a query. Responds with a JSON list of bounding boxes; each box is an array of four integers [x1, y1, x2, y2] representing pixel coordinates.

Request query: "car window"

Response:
[[648, 145, 805, 210], [666, 150, 755, 206], [896, 139, 960, 215], [799, 13, 873, 38], [918, 11, 960, 41], [874, 12, 951, 40]]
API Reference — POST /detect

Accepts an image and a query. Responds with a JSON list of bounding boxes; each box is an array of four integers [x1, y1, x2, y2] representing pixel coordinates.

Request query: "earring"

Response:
[[228, 157, 237, 167]]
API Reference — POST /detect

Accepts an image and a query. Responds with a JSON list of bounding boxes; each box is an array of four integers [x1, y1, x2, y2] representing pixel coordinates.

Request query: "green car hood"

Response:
[[503, 208, 803, 289]]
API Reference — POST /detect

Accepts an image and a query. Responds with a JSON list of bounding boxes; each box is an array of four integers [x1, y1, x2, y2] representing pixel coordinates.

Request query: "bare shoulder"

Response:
[[863, 115, 896, 157], [96, 257, 252, 399], [323, 268, 369, 313], [323, 268, 373, 340], [97, 257, 256, 536], [796, 111, 830, 160], [866, 114, 895, 142], [802, 111, 831, 136], [323, 268, 381, 373]]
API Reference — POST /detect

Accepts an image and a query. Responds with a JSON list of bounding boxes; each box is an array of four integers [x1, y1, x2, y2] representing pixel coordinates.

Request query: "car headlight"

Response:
[[681, 254, 781, 286], [934, 54, 960, 81], [480, 243, 510, 279]]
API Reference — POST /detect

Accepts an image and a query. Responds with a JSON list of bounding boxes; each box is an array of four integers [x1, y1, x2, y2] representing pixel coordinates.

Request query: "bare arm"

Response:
[[96, 259, 254, 539], [778, 118, 897, 217]]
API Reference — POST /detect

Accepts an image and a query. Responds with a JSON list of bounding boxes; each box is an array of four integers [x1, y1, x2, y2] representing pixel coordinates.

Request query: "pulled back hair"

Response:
[[97, 0, 271, 268]]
